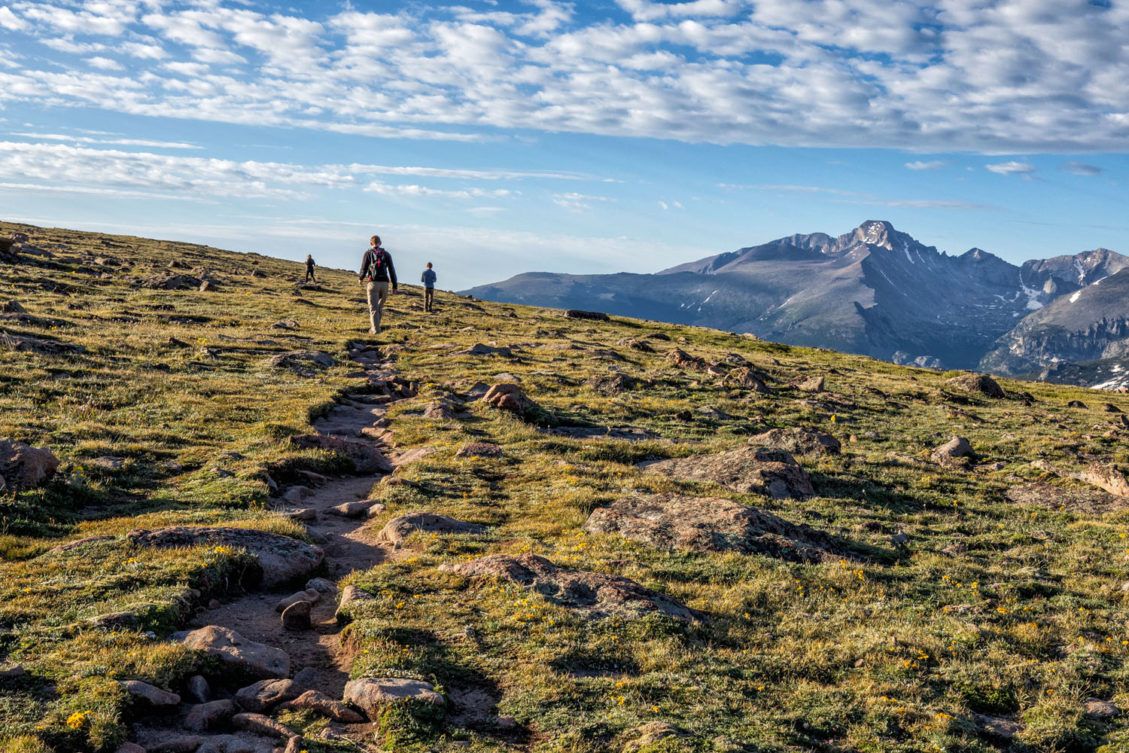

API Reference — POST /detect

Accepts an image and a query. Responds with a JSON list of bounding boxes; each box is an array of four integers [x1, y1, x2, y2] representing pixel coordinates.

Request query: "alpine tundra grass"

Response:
[[2, 220, 1129, 752]]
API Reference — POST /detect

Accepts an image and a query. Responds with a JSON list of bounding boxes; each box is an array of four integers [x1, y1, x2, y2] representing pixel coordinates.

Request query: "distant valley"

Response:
[[464, 220, 1129, 389]]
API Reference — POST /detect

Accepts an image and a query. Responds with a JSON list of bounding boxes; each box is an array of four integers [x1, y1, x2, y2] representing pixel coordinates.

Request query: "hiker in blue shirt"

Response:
[[421, 262, 437, 312]]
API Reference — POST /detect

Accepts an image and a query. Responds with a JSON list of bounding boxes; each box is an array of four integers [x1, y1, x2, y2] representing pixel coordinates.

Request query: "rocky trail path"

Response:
[[132, 343, 413, 753]]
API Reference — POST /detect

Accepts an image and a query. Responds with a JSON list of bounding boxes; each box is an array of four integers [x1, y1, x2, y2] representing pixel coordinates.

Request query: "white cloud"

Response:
[[553, 192, 614, 211], [905, 160, 944, 171], [87, 56, 123, 71], [9, 131, 200, 149], [0, 6, 27, 32], [364, 181, 514, 200], [1, 0, 1129, 152], [986, 160, 1036, 176]]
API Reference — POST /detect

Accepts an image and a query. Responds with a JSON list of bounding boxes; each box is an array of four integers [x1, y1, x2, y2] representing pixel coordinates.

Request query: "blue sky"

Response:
[[1, 0, 1128, 287]]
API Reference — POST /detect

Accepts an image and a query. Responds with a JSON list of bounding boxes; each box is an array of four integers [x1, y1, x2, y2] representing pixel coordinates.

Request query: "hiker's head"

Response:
[[370, 234, 381, 248], [426, 262, 433, 269]]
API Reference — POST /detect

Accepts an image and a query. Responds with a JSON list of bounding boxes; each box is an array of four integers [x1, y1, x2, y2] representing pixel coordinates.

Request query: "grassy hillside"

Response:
[[2, 220, 1129, 753]]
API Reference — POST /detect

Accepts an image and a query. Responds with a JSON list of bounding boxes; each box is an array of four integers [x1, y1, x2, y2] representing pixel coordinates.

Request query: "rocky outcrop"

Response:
[[639, 445, 814, 499], [945, 372, 1005, 399], [480, 383, 540, 420], [932, 436, 975, 466], [234, 678, 302, 713], [450, 553, 696, 621], [0, 439, 60, 493], [182, 626, 290, 679], [141, 273, 202, 290], [585, 493, 843, 561], [1079, 463, 1129, 497], [128, 527, 323, 588], [751, 427, 840, 455]]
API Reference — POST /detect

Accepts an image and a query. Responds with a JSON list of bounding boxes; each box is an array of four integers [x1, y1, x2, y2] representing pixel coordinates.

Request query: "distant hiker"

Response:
[[305, 254, 317, 283], [421, 262, 437, 312], [359, 235, 397, 335]]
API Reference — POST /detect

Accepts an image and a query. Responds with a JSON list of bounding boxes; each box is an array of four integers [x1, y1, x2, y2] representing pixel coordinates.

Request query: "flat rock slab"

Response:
[[1006, 483, 1127, 514], [585, 493, 843, 562], [751, 427, 840, 456], [639, 445, 814, 499], [451, 553, 696, 621], [182, 626, 290, 680], [128, 527, 323, 589], [281, 689, 365, 723], [235, 678, 302, 713], [120, 679, 181, 707], [289, 434, 392, 474], [378, 513, 487, 546], [344, 678, 444, 718]]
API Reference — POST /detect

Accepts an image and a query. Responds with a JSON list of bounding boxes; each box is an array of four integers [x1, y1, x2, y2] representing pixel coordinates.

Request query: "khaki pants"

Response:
[[366, 281, 389, 334]]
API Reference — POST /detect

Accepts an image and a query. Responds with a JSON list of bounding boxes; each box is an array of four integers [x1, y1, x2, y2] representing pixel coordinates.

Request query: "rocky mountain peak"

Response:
[[848, 220, 899, 250]]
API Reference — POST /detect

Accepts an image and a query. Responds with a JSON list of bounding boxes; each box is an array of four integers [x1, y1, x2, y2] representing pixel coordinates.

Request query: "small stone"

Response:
[[120, 679, 180, 707], [207, 599, 221, 610], [184, 699, 236, 731], [281, 600, 313, 631], [275, 589, 320, 613], [344, 678, 445, 718], [185, 675, 210, 704], [282, 486, 312, 504], [932, 436, 974, 466], [305, 577, 336, 594], [328, 499, 381, 518], [1067, 399, 1088, 409], [1084, 698, 1119, 719]]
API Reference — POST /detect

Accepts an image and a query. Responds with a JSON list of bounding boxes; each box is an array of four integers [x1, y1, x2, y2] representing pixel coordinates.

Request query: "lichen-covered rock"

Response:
[[456, 441, 502, 458], [182, 626, 290, 679], [128, 527, 323, 588], [665, 348, 707, 370], [480, 382, 539, 419], [120, 679, 180, 707], [234, 678, 301, 712], [751, 427, 840, 455], [639, 445, 814, 499], [450, 553, 696, 621], [344, 678, 444, 718], [1079, 462, 1129, 497], [377, 513, 486, 546], [0, 439, 60, 491], [587, 372, 640, 396], [585, 493, 842, 562], [932, 436, 974, 466], [281, 689, 365, 723], [721, 367, 770, 393]]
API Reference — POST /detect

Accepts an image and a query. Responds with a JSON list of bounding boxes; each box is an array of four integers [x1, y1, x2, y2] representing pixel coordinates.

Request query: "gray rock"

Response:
[[344, 678, 444, 718], [751, 427, 840, 455], [281, 600, 312, 631], [120, 679, 180, 707], [182, 626, 290, 679], [187, 675, 210, 704], [0, 439, 60, 491], [184, 700, 237, 732], [234, 678, 301, 713], [281, 689, 365, 723], [932, 436, 974, 466], [305, 577, 336, 594], [335, 585, 375, 624], [275, 589, 320, 612], [327, 499, 382, 518], [639, 445, 814, 499], [231, 712, 296, 740], [377, 513, 486, 546]]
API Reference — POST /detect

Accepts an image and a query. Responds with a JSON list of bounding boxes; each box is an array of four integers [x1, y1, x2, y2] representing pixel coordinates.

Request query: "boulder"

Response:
[[1079, 463, 1129, 497], [377, 513, 486, 546], [281, 600, 312, 631], [281, 689, 365, 723], [306, 577, 336, 595], [665, 348, 707, 370], [721, 367, 770, 393], [128, 527, 323, 588], [234, 678, 301, 712], [456, 441, 502, 458], [480, 382, 539, 419], [270, 320, 299, 331], [187, 675, 210, 704], [793, 374, 825, 393], [268, 350, 334, 376], [1066, 399, 1088, 409], [184, 699, 237, 731], [584, 493, 842, 562], [120, 680, 180, 707], [587, 372, 639, 396], [931, 436, 975, 466], [945, 373, 1005, 399], [423, 400, 459, 419], [0, 439, 60, 491], [1083, 698, 1119, 719], [451, 553, 695, 621], [289, 434, 392, 474], [639, 445, 814, 499], [751, 427, 840, 456], [344, 678, 444, 718], [182, 626, 290, 679]]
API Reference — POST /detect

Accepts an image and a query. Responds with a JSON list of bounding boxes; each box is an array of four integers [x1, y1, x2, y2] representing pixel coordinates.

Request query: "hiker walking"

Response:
[[359, 234, 397, 335], [421, 262, 437, 312], [305, 254, 317, 283]]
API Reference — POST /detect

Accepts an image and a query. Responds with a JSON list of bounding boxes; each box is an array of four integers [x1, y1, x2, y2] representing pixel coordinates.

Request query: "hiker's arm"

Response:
[[388, 255, 398, 290], [358, 251, 369, 280]]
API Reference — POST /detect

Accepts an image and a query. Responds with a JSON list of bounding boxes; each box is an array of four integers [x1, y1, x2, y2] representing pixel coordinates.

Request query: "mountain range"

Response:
[[464, 220, 1129, 389]]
